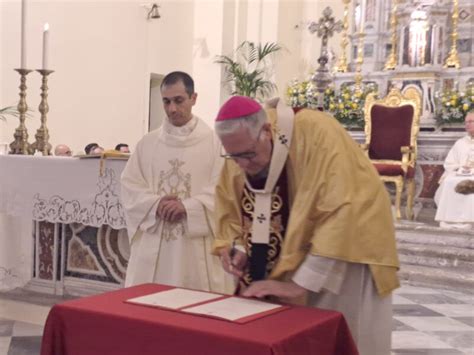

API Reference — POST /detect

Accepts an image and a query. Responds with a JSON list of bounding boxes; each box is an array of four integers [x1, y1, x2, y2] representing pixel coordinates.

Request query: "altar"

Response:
[[0, 155, 130, 295], [316, 0, 473, 217]]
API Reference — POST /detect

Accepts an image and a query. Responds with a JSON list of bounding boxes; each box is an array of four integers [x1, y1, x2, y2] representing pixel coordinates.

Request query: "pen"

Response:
[[229, 239, 236, 260], [229, 239, 242, 295]]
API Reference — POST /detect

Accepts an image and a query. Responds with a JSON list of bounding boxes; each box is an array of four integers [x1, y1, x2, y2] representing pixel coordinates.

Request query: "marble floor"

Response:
[[391, 285, 473, 355], [0, 284, 472, 355]]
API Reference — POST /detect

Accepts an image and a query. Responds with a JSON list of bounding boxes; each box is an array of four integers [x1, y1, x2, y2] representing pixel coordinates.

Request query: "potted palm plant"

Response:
[[215, 41, 282, 100]]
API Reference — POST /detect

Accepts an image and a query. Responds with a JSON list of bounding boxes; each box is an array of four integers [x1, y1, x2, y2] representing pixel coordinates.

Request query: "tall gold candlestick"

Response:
[[10, 68, 33, 155], [335, 0, 351, 73], [30, 69, 54, 156], [444, 0, 461, 69], [354, 31, 365, 94], [353, 1, 366, 94], [384, 0, 398, 70]]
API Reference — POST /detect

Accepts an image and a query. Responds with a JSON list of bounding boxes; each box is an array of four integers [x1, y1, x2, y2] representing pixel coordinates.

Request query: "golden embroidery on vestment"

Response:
[[242, 188, 255, 217], [157, 159, 191, 242], [241, 185, 285, 283]]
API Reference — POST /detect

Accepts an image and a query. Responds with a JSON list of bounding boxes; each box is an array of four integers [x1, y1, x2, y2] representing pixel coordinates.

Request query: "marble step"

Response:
[[396, 227, 474, 250], [398, 263, 474, 294], [397, 242, 474, 271]]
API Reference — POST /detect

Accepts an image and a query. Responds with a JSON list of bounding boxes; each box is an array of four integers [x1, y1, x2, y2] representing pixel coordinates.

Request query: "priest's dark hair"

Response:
[[160, 71, 195, 97]]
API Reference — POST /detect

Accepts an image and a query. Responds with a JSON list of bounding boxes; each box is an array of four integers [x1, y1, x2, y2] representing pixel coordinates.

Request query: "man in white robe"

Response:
[[121, 71, 232, 293], [435, 110, 474, 228]]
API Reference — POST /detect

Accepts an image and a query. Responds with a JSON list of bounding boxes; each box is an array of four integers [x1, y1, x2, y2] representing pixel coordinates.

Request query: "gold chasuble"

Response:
[[214, 106, 400, 296]]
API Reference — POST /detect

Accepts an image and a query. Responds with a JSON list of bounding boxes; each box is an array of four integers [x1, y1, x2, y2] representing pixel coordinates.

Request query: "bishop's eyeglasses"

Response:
[[220, 126, 264, 162]]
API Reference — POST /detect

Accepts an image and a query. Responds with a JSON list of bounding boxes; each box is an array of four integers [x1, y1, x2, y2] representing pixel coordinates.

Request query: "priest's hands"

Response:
[[157, 195, 186, 223], [219, 247, 247, 277], [242, 280, 306, 302]]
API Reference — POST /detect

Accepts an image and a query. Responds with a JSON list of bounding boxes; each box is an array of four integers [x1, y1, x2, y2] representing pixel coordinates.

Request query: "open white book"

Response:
[[182, 296, 283, 321], [127, 288, 222, 310], [126, 287, 287, 323]]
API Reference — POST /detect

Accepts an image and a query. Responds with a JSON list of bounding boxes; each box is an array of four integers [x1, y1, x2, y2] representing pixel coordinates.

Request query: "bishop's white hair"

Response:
[[215, 109, 267, 139]]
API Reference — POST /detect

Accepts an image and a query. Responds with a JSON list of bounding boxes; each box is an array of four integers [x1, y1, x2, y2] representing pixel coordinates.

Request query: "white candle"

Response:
[[42, 23, 49, 69], [360, 0, 366, 33], [20, 0, 27, 68]]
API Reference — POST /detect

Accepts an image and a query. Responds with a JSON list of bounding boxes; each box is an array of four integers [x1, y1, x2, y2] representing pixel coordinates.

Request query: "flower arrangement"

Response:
[[285, 80, 332, 110], [286, 80, 377, 127], [327, 83, 378, 127], [435, 85, 474, 125]]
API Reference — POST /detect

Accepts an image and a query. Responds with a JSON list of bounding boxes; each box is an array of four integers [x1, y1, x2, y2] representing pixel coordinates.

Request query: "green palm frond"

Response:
[[215, 40, 282, 100], [257, 42, 282, 61], [0, 106, 19, 121], [0, 106, 34, 121]]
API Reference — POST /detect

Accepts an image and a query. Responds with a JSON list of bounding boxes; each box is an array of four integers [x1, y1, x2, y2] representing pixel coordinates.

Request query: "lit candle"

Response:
[[42, 23, 49, 69], [359, 1, 366, 33], [20, 0, 27, 68]]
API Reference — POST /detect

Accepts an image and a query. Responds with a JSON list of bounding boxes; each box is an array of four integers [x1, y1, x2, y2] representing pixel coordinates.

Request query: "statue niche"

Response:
[[402, 9, 433, 67]]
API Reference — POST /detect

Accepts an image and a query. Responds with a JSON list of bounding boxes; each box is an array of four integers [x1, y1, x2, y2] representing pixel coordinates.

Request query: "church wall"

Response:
[[144, 1, 194, 130], [273, 0, 346, 97], [191, 1, 225, 127], [0, 0, 148, 155], [1, 0, 358, 155], [211, 0, 346, 103], [274, 1, 303, 100]]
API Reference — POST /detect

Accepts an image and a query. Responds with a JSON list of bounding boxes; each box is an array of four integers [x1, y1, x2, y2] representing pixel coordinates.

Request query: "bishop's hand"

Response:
[[219, 246, 247, 277], [242, 280, 306, 303]]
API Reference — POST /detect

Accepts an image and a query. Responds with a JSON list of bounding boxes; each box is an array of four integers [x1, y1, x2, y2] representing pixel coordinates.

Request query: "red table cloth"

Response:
[[41, 283, 358, 355]]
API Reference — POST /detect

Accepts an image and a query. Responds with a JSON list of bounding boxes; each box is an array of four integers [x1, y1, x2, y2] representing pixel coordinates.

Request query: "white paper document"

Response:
[[127, 288, 222, 310], [182, 297, 283, 321]]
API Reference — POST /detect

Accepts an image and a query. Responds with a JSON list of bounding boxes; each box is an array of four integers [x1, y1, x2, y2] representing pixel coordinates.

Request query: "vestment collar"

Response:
[[245, 98, 294, 244], [164, 115, 198, 136]]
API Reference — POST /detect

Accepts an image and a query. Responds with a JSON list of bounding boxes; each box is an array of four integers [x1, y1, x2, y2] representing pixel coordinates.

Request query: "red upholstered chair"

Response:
[[361, 88, 421, 220]]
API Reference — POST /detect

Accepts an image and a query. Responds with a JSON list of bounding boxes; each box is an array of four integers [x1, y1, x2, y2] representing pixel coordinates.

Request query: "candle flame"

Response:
[[44, 23, 49, 31]]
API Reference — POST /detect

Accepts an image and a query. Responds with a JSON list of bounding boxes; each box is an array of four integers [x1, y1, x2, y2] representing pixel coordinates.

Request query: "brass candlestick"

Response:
[[384, 0, 398, 70], [10, 68, 33, 155], [30, 70, 54, 156], [354, 31, 366, 94], [444, 0, 461, 69], [335, 0, 351, 73]]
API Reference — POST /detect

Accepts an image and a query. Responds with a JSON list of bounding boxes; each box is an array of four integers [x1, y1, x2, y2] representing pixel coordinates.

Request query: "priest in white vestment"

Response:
[[121, 72, 232, 294], [434, 111, 474, 229], [437, 111, 474, 184]]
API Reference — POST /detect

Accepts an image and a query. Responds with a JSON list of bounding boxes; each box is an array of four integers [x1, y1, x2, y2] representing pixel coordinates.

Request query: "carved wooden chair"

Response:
[[361, 88, 421, 220]]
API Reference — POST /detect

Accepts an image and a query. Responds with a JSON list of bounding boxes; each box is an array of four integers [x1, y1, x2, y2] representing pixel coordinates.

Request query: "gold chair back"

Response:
[[362, 88, 421, 220]]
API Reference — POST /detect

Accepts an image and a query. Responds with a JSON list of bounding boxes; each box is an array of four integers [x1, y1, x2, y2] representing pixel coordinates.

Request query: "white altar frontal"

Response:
[[0, 155, 130, 296]]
